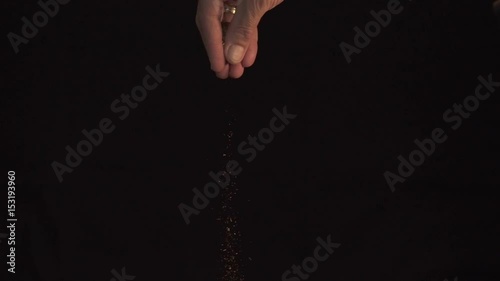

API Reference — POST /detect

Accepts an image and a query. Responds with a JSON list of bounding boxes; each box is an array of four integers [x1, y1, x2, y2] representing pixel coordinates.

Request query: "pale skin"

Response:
[[196, 0, 499, 79], [196, 0, 284, 79]]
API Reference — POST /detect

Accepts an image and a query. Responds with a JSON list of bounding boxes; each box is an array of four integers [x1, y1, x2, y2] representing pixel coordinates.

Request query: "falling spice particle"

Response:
[[217, 108, 245, 281]]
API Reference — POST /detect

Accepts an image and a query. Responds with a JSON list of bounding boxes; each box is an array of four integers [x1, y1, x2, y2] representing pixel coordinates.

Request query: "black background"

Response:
[[2, 0, 500, 281]]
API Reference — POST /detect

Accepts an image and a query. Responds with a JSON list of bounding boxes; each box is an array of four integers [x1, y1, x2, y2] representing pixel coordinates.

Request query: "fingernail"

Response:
[[227, 45, 244, 64]]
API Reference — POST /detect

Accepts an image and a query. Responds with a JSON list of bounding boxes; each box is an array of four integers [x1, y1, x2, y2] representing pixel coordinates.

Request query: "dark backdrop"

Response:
[[2, 0, 500, 281]]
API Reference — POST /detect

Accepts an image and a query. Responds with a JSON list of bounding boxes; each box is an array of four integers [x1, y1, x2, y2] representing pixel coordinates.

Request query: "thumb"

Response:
[[224, 0, 274, 64]]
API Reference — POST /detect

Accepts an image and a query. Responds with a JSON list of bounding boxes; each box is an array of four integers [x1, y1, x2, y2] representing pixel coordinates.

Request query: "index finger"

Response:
[[196, 0, 226, 72]]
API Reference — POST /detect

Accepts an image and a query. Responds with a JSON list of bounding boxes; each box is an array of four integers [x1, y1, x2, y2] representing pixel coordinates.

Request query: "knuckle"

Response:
[[237, 26, 254, 40]]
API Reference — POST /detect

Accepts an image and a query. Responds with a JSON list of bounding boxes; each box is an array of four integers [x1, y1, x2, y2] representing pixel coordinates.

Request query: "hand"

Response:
[[196, 0, 284, 79]]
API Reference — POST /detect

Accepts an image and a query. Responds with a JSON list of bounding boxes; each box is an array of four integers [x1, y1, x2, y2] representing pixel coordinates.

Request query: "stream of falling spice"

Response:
[[217, 109, 245, 281]]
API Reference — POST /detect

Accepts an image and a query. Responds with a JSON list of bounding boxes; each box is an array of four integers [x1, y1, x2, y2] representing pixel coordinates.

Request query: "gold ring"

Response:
[[224, 4, 237, 15]]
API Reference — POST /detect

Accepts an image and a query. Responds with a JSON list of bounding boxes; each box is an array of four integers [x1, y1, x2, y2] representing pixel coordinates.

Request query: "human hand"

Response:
[[196, 0, 284, 79]]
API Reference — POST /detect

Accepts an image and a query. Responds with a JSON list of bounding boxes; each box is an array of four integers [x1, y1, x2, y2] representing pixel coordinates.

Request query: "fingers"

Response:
[[242, 28, 258, 68], [224, 0, 283, 65], [196, 0, 283, 78], [229, 63, 245, 78], [227, 23, 258, 78], [196, 0, 226, 73], [216, 64, 230, 79], [223, 0, 263, 65]]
